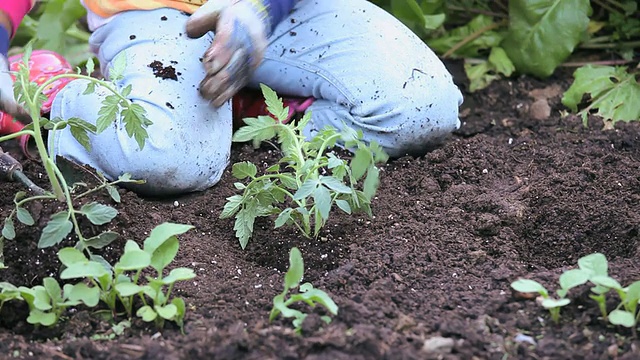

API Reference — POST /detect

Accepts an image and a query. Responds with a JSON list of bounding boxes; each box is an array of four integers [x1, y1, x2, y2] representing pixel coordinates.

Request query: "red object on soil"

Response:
[[232, 89, 315, 129], [0, 50, 74, 155]]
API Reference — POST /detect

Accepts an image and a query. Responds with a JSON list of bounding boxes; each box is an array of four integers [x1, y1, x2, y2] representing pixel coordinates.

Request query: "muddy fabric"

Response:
[[50, 0, 462, 195]]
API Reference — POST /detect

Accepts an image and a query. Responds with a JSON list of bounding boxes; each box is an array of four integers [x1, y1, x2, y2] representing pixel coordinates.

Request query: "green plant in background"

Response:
[[0, 44, 152, 266], [370, 0, 640, 125], [270, 247, 338, 333], [221, 84, 388, 249], [512, 253, 640, 329], [0, 223, 195, 331]]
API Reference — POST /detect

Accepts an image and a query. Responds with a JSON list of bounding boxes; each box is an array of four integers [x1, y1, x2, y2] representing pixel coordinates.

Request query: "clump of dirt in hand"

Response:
[[148, 60, 178, 81]]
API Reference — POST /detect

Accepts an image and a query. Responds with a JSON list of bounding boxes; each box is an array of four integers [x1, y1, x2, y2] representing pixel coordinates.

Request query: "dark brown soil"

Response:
[[1, 66, 640, 360]]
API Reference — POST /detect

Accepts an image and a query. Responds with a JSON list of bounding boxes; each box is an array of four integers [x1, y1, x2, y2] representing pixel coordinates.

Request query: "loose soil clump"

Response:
[[1, 66, 639, 359]]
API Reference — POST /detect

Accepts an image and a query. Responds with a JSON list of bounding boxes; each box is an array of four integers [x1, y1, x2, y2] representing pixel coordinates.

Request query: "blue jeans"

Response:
[[50, 0, 463, 195]]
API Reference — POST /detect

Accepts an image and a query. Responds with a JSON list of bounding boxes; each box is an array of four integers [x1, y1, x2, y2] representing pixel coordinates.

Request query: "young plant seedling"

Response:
[[0, 44, 149, 263], [222, 84, 388, 249], [270, 247, 338, 333]]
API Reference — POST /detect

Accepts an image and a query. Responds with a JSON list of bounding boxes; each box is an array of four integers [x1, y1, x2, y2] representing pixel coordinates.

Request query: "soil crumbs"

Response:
[[1, 68, 640, 360]]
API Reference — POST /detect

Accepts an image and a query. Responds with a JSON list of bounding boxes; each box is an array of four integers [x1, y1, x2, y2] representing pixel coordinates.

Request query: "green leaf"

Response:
[[578, 253, 608, 276], [559, 269, 590, 291], [232, 162, 258, 179], [136, 305, 157, 322], [351, 148, 372, 180], [541, 298, 571, 309], [313, 186, 332, 221], [109, 53, 127, 81], [561, 66, 640, 127], [221, 195, 243, 219], [284, 247, 304, 289], [58, 247, 87, 266], [275, 208, 294, 228], [27, 309, 57, 326], [234, 201, 258, 249], [84, 232, 119, 249], [363, 166, 380, 201], [68, 283, 100, 307], [299, 282, 339, 315], [122, 103, 152, 150], [83, 81, 96, 95], [279, 174, 298, 190], [115, 282, 144, 297], [319, 176, 352, 194], [232, 115, 278, 147], [428, 15, 503, 58], [32, 286, 52, 311], [60, 261, 109, 279], [608, 309, 636, 327], [42, 277, 62, 304], [511, 279, 548, 296], [260, 84, 289, 121], [163, 267, 196, 284], [293, 179, 318, 200], [149, 236, 179, 273], [2, 218, 16, 240], [96, 94, 121, 133], [390, 0, 426, 28], [32, 0, 87, 55], [68, 117, 97, 152], [155, 304, 178, 320], [625, 281, 640, 303], [335, 199, 352, 214], [116, 248, 151, 271], [16, 208, 35, 226], [38, 211, 73, 248], [80, 202, 118, 225], [143, 223, 194, 254], [107, 185, 121, 203], [590, 275, 622, 290], [85, 57, 95, 76], [502, 0, 591, 77]]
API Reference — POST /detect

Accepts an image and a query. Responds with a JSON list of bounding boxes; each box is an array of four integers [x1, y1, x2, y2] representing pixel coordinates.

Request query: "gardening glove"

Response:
[[0, 54, 30, 123], [186, 0, 270, 107]]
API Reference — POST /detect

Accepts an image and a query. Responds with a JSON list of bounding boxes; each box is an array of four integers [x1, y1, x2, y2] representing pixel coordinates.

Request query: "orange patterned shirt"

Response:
[[83, 0, 207, 18]]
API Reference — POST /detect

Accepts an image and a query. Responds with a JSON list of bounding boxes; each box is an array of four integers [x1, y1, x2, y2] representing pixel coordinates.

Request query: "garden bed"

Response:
[[1, 66, 639, 359]]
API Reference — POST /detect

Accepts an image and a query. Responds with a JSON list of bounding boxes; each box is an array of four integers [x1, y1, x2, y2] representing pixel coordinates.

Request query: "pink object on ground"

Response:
[[232, 89, 315, 129]]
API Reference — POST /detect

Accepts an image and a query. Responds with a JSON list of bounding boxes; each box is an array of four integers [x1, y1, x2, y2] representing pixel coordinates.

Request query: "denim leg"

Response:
[[50, 9, 232, 195], [250, 0, 463, 157]]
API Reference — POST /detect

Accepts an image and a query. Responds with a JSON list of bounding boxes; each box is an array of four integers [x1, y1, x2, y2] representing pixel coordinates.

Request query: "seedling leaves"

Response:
[[143, 223, 194, 254], [511, 279, 548, 296], [80, 202, 118, 225], [16, 208, 35, 226], [608, 309, 636, 327], [541, 298, 571, 309], [577, 253, 608, 276], [38, 212, 73, 248], [232, 162, 258, 179], [285, 247, 304, 289], [559, 269, 590, 290], [2, 218, 15, 240]]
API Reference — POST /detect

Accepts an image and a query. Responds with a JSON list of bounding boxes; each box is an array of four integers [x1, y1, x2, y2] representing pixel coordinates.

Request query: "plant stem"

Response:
[[51, 162, 89, 247], [443, 20, 507, 59], [579, 40, 640, 49], [0, 130, 35, 143]]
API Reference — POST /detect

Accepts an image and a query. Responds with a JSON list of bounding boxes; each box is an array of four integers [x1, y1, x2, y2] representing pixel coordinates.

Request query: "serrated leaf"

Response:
[[562, 65, 640, 127], [80, 202, 118, 225], [85, 57, 95, 76], [363, 166, 380, 201], [232, 116, 277, 147], [69, 126, 91, 152], [313, 186, 332, 220], [260, 84, 288, 121], [275, 208, 294, 228], [502, 0, 590, 77], [221, 195, 243, 219], [293, 179, 318, 200], [279, 174, 298, 189], [234, 200, 258, 249], [38, 212, 73, 248], [319, 176, 352, 194], [84, 231, 119, 249], [232, 162, 258, 179], [284, 247, 304, 289], [2, 218, 15, 240], [96, 94, 120, 133], [16, 208, 35, 226], [122, 102, 152, 150]]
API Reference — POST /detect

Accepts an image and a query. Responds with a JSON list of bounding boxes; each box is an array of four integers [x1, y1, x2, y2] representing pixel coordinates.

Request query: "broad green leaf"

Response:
[[502, 0, 590, 77], [319, 176, 352, 194], [69, 124, 92, 152], [284, 247, 304, 289], [58, 247, 87, 266], [42, 278, 62, 304], [293, 179, 318, 200], [279, 174, 298, 190], [275, 208, 294, 228], [124, 240, 142, 253], [149, 236, 179, 273], [84, 232, 119, 249], [234, 201, 258, 249], [578, 253, 608, 276], [68, 283, 100, 307], [33, 0, 87, 55], [390, 0, 426, 28], [115, 282, 144, 297], [608, 309, 636, 327], [80, 202, 118, 225], [221, 195, 243, 219], [33, 286, 52, 311], [351, 148, 372, 180], [2, 218, 16, 240], [363, 166, 380, 201], [116, 249, 151, 271], [541, 298, 571, 309], [38, 211, 73, 248], [465, 61, 501, 93], [590, 275, 622, 290], [488, 47, 515, 77], [313, 186, 332, 221], [107, 185, 121, 203], [155, 304, 178, 320], [136, 305, 157, 322], [27, 309, 57, 326], [625, 281, 640, 303], [232, 161, 258, 179], [61, 261, 109, 279], [122, 103, 152, 150], [559, 269, 590, 291], [232, 115, 277, 148], [163, 267, 196, 284], [16, 208, 35, 226], [562, 66, 640, 127], [143, 223, 194, 254], [511, 279, 548, 296], [335, 199, 352, 214]]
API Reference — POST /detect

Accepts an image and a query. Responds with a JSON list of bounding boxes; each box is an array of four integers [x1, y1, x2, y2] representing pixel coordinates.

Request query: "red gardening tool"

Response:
[[0, 50, 75, 157]]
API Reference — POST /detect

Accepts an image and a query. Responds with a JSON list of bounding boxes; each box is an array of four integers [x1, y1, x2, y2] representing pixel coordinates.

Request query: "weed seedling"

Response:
[[270, 247, 338, 333], [222, 84, 388, 248]]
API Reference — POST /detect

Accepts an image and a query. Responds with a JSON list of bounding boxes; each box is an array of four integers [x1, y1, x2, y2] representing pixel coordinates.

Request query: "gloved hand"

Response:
[[186, 0, 269, 107], [0, 54, 30, 123]]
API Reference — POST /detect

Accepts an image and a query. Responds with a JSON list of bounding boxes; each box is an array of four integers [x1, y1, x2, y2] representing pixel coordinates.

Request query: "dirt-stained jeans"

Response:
[[50, 0, 463, 195]]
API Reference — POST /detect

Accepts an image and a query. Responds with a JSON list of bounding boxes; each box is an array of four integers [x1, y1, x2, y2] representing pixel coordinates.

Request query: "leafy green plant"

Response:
[[512, 253, 640, 329], [0, 223, 195, 331], [221, 84, 388, 249], [270, 247, 338, 333], [0, 44, 151, 264]]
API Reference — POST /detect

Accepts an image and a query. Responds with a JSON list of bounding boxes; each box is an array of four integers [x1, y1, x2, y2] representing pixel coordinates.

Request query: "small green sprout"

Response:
[[270, 247, 338, 333], [222, 84, 388, 249]]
